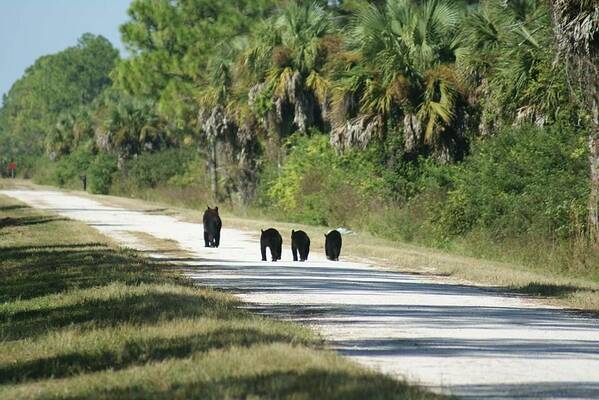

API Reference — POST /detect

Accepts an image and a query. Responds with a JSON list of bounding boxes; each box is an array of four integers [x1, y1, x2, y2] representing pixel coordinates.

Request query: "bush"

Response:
[[436, 125, 589, 239], [22, 155, 54, 182], [50, 149, 94, 188], [259, 133, 390, 226], [42, 149, 117, 194], [127, 148, 198, 188], [108, 148, 210, 210], [88, 154, 117, 194]]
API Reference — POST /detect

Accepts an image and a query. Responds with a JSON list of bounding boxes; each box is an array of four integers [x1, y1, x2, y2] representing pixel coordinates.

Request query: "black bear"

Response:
[[203, 206, 222, 248], [325, 229, 342, 261], [291, 230, 310, 261], [261, 228, 282, 261]]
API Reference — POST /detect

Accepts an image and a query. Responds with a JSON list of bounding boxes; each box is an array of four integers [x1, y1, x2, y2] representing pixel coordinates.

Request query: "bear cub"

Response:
[[261, 228, 282, 261], [291, 230, 310, 262], [203, 206, 222, 248], [325, 229, 342, 261]]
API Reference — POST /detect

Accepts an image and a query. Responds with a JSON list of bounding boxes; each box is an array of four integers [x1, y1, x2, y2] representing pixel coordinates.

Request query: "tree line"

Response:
[[0, 0, 597, 243]]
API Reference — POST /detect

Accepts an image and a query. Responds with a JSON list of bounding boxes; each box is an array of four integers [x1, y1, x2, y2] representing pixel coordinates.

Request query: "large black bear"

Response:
[[325, 229, 342, 261], [261, 228, 282, 261], [291, 230, 310, 262], [203, 206, 222, 248]]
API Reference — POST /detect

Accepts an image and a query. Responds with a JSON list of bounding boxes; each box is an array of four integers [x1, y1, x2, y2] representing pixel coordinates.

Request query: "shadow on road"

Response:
[[181, 259, 599, 399]]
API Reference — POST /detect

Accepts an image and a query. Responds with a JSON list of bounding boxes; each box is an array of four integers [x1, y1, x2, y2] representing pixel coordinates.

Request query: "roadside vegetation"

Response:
[[0, 194, 445, 399], [0, 1, 598, 309]]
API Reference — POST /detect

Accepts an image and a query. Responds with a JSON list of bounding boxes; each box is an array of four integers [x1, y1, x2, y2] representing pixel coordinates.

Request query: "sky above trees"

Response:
[[0, 0, 129, 103]]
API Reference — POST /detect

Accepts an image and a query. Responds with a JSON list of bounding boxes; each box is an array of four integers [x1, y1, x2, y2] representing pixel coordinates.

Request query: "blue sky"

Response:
[[0, 0, 130, 102]]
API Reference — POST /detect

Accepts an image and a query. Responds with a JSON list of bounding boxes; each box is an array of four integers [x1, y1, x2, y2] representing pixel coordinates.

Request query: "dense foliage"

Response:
[[439, 125, 588, 239], [259, 133, 392, 225], [0, 34, 118, 160], [0, 0, 598, 269]]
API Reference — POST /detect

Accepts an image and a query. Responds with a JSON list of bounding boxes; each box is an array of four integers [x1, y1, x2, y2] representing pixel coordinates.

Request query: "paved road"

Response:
[[3, 188, 599, 399]]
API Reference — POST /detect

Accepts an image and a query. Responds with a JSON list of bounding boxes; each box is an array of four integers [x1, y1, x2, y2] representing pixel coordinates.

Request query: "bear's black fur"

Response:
[[203, 206, 222, 248], [261, 228, 282, 261], [291, 230, 310, 261], [325, 229, 342, 261]]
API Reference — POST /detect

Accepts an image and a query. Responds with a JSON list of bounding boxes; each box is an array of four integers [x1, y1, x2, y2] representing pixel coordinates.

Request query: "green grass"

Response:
[[0, 194, 445, 399]]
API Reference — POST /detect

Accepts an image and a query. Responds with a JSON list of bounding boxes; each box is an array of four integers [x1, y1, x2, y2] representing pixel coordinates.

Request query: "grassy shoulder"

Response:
[[0, 193, 444, 399]]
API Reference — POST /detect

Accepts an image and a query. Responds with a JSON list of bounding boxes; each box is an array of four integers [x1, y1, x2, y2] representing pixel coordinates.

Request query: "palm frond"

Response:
[[306, 70, 330, 103]]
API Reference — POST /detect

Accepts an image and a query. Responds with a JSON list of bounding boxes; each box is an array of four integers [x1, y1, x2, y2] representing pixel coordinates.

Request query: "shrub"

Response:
[[23, 156, 54, 183], [88, 154, 117, 194], [166, 155, 207, 188], [436, 124, 589, 239], [51, 149, 94, 188], [127, 148, 198, 188], [260, 133, 390, 226]]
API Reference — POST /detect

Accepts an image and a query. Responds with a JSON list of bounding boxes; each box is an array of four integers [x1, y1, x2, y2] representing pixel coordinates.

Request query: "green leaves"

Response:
[[440, 125, 589, 238], [116, 0, 282, 125], [276, 2, 332, 75], [338, 0, 464, 148], [98, 93, 167, 157], [457, 0, 563, 124], [0, 34, 119, 159], [418, 65, 459, 143], [261, 133, 390, 225], [241, 1, 336, 135]]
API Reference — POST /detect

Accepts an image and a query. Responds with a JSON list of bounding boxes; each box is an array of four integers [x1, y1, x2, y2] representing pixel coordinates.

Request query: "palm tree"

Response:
[[46, 112, 75, 158], [458, 0, 561, 131], [332, 0, 464, 160], [197, 49, 237, 201], [243, 2, 335, 137], [549, 0, 599, 240], [71, 108, 94, 145], [196, 41, 262, 203], [94, 94, 165, 169]]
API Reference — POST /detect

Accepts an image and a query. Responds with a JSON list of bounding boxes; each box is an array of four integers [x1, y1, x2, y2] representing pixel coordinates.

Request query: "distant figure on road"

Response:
[[325, 229, 342, 261], [203, 206, 222, 248], [261, 228, 282, 261], [291, 230, 310, 261], [7, 162, 16, 178], [80, 175, 87, 191]]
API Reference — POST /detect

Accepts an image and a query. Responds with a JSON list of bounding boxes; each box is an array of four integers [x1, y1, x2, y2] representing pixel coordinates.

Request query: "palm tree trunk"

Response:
[[117, 153, 127, 176], [588, 107, 599, 240], [208, 138, 218, 201], [549, 0, 599, 242]]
